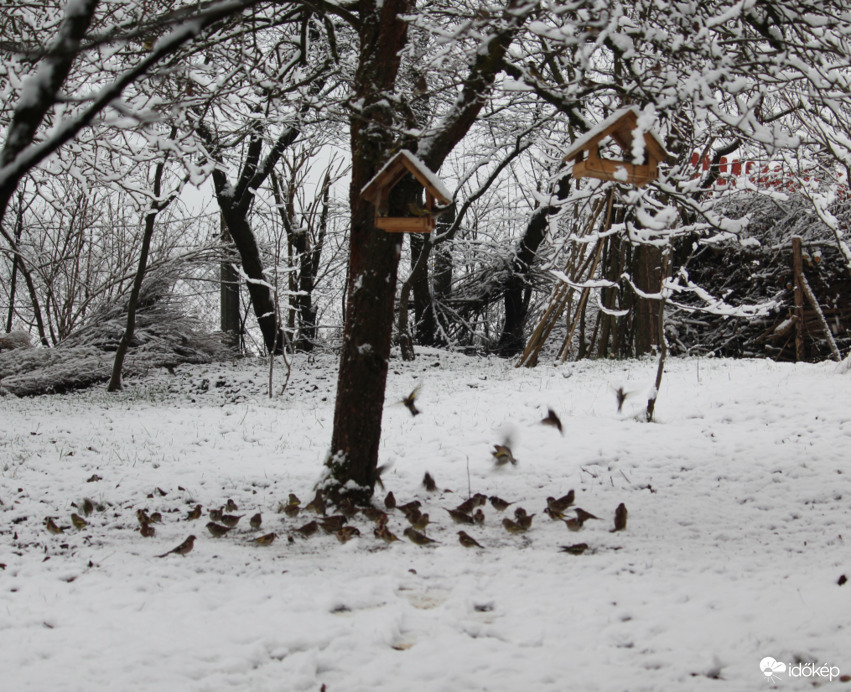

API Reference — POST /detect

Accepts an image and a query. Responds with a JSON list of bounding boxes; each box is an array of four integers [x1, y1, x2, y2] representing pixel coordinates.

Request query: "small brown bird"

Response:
[[186, 505, 202, 521], [45, 517, 64, 535], [565, 517, 584, 532], [407, 201, 450, 219], [336, 526, 361, 543], [225, 499, 238, 512], [374, 524, 400, 543], [492, 444, 517, 466], [404, 527, 438, 545], [401, 385, 421, 416], [612, 503, 628, 532], [287, 493, 301, 506], [544, 508, 564, 521], [407, 511, 430, 532], [472, 509, 485, 525], [284, 503, 300, 518], [251, 532, 277, 546], [488, 496, 514, 512], [206, 521, 232, 537], [514, 507, 528, 521], [293, 520, 319, 538], [320, 515, 348, 533], [422, 471, 436, 492], [150, 512, 163, 524], [444, 507, 475, 525], [574, 508, 599, 523], [565, 509, 598, 532], [384, 491, 397, 510], [305, 491, 326, 516], [220, 514, 243, 528], [546, 492, 575, 515], [209, 508, 223, 522], [541, 408, 563, 434], [558, 490, 576, 506], [456, 494, 487, 514], [517, 513, 535, 531], [70, 513, 88, 529], [336, 498, 358, 518], [457, 531, 484, 549], [249, 513, 263, 530], [615, 387, 629, 413], [139, 522, 156, 538], [137, 509, 151, 525], [81, 498, 94, 517], [157, 535, 196, 557], [362, 507, 389, 524], [559, 542, 589, 555], [397, 500, 422, 519], [375, 463, 390, 491], [502, 518, 526, 534]]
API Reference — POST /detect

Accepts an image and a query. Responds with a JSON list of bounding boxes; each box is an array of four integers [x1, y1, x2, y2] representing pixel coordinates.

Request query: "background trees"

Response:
[[2, 0, 851, 496]]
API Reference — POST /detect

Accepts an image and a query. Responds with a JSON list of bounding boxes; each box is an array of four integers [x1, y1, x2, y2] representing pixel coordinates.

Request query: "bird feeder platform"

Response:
[[361, 150, 452, 233], [564, 107, 671, 187]]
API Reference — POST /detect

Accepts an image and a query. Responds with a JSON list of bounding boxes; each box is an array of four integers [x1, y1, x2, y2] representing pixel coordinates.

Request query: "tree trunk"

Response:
[[200, 122, 302, 356], [324, 0, 412, 504], [108, 155, 173, 391], [220, 214, 241, 350], [0, 221, 50, 346], [5, 191, 25, 333], [409, 233, 437, 345], [496, 172, 572, 356], [219, 209, 285, 354], [633, 243, 664, 355]]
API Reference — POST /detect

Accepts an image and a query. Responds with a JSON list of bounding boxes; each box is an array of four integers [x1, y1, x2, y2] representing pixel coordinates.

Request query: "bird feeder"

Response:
[[563, 107, 671, 187], [361, 150, 452, 233]]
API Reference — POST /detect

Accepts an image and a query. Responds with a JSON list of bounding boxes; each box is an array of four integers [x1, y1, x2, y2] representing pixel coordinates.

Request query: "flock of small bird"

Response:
[[41, 389, 630, 559], [42, 477, 627, 559]]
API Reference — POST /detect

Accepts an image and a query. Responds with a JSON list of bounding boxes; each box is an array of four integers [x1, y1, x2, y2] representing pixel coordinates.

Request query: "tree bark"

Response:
[[496, 171, 572, 356], [325, 0, 412, 504], [108, 155, 174, 391], [409, 234, 437, 345], [270, 171, 326, 351], [199, 122, 302, 355], [633, 243, 664, 355], [220, 214, 241, 350], [5, 191, 25, 333]]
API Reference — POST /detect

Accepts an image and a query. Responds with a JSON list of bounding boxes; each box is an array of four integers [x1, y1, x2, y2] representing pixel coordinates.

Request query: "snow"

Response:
[[2, 351, 850, 691]]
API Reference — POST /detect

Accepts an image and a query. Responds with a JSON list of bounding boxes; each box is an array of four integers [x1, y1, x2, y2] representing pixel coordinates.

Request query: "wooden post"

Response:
[[792, 236, 806, 362]]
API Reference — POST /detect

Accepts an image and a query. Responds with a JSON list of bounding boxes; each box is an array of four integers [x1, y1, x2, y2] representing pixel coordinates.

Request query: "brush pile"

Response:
[[0, 276, 233, 396]]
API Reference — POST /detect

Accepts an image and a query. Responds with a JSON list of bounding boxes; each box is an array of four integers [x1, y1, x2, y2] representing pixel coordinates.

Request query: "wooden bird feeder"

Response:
[[361, 150, 452, 233], [564, 107, 671, 187]]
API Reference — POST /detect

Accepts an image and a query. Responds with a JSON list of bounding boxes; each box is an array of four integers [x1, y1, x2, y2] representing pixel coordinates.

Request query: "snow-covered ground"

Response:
[[1, 350, 849, 691]]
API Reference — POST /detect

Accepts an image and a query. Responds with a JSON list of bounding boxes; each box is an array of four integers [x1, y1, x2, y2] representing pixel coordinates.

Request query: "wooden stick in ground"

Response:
[[645, 246, 671, 422], [559, 190, 615, 362], [518, 192, 609, 367], [792, 236, 806, 362], [798, 269, 841, 361]]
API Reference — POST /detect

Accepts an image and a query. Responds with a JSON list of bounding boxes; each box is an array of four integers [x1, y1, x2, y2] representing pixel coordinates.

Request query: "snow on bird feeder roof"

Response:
[[362, 150, 452, 205], [563, 107, 672, 187], [361, 150, 453, 234]]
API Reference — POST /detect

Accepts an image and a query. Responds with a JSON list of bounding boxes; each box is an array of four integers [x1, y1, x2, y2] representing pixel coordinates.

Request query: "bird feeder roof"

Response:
[[563, 107, 672, 165], [361, 150, 452, 206]]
